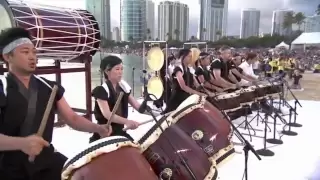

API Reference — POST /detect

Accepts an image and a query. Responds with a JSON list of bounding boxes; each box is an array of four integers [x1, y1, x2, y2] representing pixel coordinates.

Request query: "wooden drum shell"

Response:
[[70, 147, 158, 180], [1, 0, 100, 60]]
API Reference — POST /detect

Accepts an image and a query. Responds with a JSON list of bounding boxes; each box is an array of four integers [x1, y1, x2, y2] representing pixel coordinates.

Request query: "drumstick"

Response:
[[123, 119, 154, 131], [105, 92, 124, 127], [29, 85, 58, 162]]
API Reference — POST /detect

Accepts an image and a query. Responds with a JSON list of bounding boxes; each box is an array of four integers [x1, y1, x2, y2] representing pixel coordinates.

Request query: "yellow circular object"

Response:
[[147, 47, 164, 71], [147, 76, 164, 100], [190, 48, 201, 65]]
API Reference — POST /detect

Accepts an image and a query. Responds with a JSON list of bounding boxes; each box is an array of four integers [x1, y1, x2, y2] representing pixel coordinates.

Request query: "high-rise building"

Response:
[[240, 9, 260, 39], [198, 0, 228, 41], [112, 27, 121, 41], [120, 0, 147, 41], [146, 0, 155, 40], [271, 9, 293, 36], [86, 0, 111, 39], [305, 15, 320, 32], [158, 1, 189, 41]]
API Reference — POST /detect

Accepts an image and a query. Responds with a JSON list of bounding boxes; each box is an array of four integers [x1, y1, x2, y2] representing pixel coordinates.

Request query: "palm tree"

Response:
[[166, 32, 171, 41], [283, 11, 295, 34], [128, 35, 133, 42], [202, 28, 206, 40], [147, 28, 151, 40], [190, 35, 196, 41], [174, 29, 180, 41], [317, 4, 320, 15], [215, 30, 222, 40], [294, 12, 306, 31]]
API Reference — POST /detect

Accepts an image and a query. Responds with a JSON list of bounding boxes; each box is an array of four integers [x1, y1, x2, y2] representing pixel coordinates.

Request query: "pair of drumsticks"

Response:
[[29, 89, 152, 162]]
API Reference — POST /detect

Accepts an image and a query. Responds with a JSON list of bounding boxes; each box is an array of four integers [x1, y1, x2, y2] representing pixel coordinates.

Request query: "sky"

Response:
[[28, 0, 319, 36]]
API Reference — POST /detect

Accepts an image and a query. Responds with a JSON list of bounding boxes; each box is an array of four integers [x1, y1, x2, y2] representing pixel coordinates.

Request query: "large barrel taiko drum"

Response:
[[0, 0, 100, 60], [61, 136, 158, 180], [167, 95, 235, 166]]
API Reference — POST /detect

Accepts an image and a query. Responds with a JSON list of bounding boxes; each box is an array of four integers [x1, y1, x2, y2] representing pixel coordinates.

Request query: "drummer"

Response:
[[195, 52, 224, 92], [91, 56, 141, 142], [209, 46, 237, 90], [0, 27, 112, 180], [163, 49, 207, 113], [231, 53, 258, 86]]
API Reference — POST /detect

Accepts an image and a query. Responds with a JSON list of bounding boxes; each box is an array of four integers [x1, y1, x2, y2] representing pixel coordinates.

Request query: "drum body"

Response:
[[265, 82, 282, 96], [138, 116, 217, 180], [169, 95, 234, 165], [62, 136, 158, 180], [237, 87, 256, 105], [214, 92, 241, 112], [0, 0, 100, 60], [255, 84, 268, 99]]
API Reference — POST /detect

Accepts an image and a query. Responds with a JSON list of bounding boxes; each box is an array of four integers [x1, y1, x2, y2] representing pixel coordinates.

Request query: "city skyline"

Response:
[[29, 0, 318, 36]]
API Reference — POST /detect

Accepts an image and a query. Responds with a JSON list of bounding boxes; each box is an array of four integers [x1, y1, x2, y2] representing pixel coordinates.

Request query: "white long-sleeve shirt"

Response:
[[238, 61, 259, 85]]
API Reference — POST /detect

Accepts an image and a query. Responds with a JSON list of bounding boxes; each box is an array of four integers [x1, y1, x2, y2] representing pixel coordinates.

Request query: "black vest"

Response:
[[0, 75, 57, 174]]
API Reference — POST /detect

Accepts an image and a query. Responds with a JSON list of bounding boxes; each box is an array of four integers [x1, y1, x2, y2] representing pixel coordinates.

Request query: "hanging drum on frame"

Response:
[[0, 0, 100, 60], [144, 45, 165, 109]]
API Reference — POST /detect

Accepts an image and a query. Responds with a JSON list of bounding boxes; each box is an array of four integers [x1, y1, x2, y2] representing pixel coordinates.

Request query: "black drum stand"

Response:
[[237, 105, 256, 142], [281, 107, 298, 136], [256, 113, 275, 157], [266, 97, 283, 144]]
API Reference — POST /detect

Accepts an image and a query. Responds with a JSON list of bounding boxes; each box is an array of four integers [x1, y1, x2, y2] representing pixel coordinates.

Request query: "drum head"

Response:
[[147, 76, 163, 100], [147, 47, 164, 71], [176, 94, 202, 112]]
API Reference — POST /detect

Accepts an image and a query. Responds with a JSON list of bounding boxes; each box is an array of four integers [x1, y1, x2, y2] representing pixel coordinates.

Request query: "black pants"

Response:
[[1, 152, 67, 180]]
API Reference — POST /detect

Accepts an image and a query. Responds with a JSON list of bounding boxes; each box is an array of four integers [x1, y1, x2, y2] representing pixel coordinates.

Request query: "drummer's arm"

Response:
[[231, 68, 252, 82], [128, 95, 141, 110], [228, 72, 239, 84], [212, 70, 233, 88], [176, 72, 206, 96], [96, 99, 128, 125]]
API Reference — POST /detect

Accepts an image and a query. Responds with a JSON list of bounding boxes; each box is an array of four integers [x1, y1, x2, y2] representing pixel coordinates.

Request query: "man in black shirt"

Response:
[[210, 46, 236, 89], [0, 27, 112, 180]]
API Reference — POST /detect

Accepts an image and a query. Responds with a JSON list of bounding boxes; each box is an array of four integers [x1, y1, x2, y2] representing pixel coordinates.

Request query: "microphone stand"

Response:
[[284, 79, 302, 127], [143, 93, 197, 180], [209, 99, 261, 180], [132, 67, 135, 112]]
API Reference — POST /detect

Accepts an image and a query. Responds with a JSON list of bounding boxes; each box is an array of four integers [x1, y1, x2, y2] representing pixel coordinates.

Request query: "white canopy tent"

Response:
[[291, 32, 320, 50], [275, 41, 290, 49]]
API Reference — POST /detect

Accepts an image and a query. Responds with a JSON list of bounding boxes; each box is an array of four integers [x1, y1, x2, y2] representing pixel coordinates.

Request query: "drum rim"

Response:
[[216, 92, 239, 99], [63, 136, 130, 171], [0, 0, 17, 28]]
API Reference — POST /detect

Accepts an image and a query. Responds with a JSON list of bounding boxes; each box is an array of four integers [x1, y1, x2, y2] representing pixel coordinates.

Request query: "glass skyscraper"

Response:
[[86, 0, 111, 40], [120, 0, 147, 41]]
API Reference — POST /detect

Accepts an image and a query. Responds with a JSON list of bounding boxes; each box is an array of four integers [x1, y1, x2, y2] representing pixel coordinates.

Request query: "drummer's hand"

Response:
[[231, 84, 237, 89], [96, 125, 113, 137], [236, 83, 242, 88], [19, 135, 49, 157], [216, 87, 224, 93], [124, 120, 140, 130], [252, 80, 258, 86]]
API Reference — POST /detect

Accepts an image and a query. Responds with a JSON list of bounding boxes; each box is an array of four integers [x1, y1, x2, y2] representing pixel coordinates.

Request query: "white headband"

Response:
[[2, 38, 33, 54]]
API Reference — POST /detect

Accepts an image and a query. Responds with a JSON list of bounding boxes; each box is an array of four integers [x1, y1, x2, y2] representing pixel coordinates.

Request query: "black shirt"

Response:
[[210, 58, 233, 80], [0, 73, 65, 175], [171, 65, 194, 92], [229, 61, 243, 82], [195, 66, 211, 82], [292, 74, 302, 85], [91, 80, 132, 141]]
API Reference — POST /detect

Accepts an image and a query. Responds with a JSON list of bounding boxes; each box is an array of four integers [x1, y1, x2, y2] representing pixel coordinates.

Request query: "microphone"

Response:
[[138, 94, 152, 113]]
